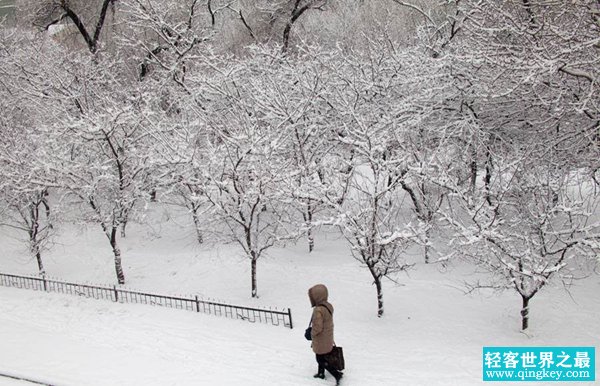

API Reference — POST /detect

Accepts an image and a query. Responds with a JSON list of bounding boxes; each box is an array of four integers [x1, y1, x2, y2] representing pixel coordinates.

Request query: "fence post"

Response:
[[113, 285, 119, 302], [195, 296, 200, 313], [42, 275, 48, 292], [287, 308, 293, 329]]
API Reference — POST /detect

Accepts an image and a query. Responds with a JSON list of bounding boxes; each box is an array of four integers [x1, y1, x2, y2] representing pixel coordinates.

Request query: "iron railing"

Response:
[[0, 272, 293, 329]]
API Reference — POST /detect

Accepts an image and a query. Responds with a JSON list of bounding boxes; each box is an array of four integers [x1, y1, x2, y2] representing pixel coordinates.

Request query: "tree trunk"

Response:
[[41, 190, 52, 229], [120, 204, 132, 238], [306, 200, 314, 252], [251, 257, 258, 298], [29, 201, 45, 275], [484, 146, 493, 206], [424, 226, 431, 264], [282, 24, 293, 53], [110, 226, 125, 284], [191, 208, 204, 244], [375, 275, 384, 317], [366, 258, 385, 317], [470, 158, 477, 196], [35, 248, 45, 276], [282, 1, 316, 53], [33, 237, 45, 276], [61, 0, 114, 54], [520, 295, 530, 330]]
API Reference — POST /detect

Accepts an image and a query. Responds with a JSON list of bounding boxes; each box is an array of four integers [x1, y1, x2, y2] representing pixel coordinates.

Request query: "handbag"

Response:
[[327, 346, 345, 371], [305, 314, 313, 341], [304, 326, 312, 341]]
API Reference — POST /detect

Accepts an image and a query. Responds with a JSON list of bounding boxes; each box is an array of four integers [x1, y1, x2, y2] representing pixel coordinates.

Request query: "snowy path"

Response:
[[0, 282, 489, 386], [1, 221, 598, 385], [2, 279, 598, 386], [0, 287, 314, 386]]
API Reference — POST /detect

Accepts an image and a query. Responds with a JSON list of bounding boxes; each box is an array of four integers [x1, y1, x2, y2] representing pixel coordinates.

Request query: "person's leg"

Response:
[[314, 354, 325, 379], [323, 362, 342, 383], [320, 351, 343, 384]]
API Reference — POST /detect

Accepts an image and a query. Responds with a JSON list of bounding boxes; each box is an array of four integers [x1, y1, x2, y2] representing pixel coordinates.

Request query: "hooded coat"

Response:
[[308, 284, 335, 355]]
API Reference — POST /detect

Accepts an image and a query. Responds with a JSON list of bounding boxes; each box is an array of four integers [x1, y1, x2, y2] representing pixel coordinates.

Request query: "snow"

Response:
[[0, 206, 599, 385], [0, 287, 300, 386], [47, 24, 70, 37]]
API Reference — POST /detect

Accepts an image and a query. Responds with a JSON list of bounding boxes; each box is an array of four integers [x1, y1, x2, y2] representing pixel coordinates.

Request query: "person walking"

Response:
[[308, 284, 343, 385]]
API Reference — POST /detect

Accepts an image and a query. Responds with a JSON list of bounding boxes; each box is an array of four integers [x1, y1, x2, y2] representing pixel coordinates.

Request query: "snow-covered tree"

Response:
[[445, 152, 600, 330], [0, 28, 63, 276], [35, 50, 162, 284], [21, 0, 118, 53], [319, 45, 427, 317], [115, 0, 217, 245], [236, 47, 335, 252], [425, 0, 600, 330], [196, 54, 299, 298], [454, 0, 600, 178], [0, 127, 55, 276]]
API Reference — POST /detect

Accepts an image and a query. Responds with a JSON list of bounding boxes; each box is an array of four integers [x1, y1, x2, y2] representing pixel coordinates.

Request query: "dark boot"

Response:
[[334, 372, 343, 385], [314, 364, 325, 379]]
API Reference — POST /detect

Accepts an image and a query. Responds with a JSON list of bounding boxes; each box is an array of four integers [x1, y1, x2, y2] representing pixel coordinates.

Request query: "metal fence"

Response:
[[0, 272, 293, 329]]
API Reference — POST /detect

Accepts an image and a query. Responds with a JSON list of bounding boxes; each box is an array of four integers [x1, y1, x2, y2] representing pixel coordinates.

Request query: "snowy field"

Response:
[[0, 206, 598, 386]]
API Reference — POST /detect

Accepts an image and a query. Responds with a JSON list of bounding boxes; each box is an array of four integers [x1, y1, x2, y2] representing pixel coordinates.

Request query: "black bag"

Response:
[[304, 326, 312, 341], [327, 346, 345, 371]]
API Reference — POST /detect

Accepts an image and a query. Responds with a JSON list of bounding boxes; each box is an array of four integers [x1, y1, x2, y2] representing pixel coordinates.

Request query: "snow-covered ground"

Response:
[[0, 206, 598, 385]]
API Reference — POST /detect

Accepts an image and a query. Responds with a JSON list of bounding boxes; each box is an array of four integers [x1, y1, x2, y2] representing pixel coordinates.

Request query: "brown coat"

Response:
[[308, 284, 334, 355]]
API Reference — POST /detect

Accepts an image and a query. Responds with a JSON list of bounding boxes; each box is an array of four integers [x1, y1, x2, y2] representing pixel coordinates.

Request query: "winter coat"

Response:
[[308, 284, 335, 355]]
